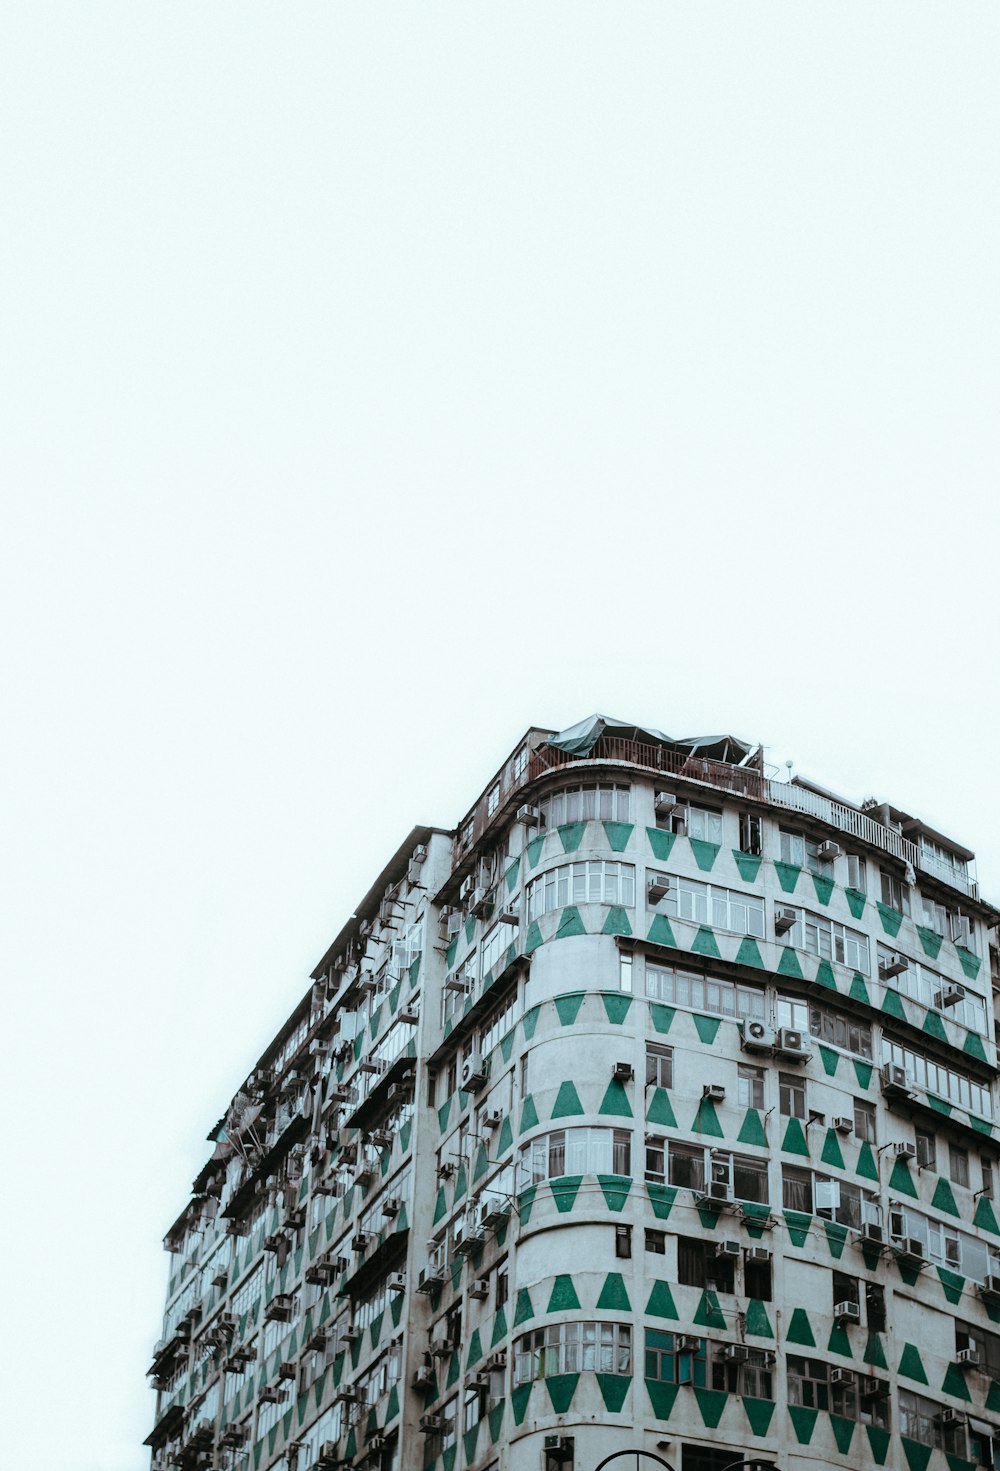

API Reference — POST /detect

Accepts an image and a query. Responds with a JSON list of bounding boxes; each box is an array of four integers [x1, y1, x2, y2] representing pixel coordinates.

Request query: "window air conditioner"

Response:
[[957, 1348, 981, 1367], [774, 908, 797, 936], [468, 1277, 490, 1300], [775, 1027, 810, 1059], [833, 1116, 854, 1135], [817, 841, 841, 861], [715, 1240, 741, 1259], [703, 1083, 726, 1101], [893, 1141, 917, 1161], [745, 1246, 771, 1263], [724, 1344, 750, 1361], [938, 985, 966, 1008], [829, 1367, 854, 1386], [387, 1272, 406, 1295], [654, 793, 677, 815], [516, 804, 540, 825], [880, 1064, 911, 1095], [981, 1274, 1000, 1297], [613, 1061, 634, 1082], [461, 1054, 489, 1091], [740, 1020, 776, 1053], [878, 953, 908, 979], [834, 1301, 861, 1324], [647, 875, 670, 903]]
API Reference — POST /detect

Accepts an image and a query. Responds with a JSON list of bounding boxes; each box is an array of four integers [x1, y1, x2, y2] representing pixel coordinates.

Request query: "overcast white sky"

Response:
[[2, 5, 998, 1468]]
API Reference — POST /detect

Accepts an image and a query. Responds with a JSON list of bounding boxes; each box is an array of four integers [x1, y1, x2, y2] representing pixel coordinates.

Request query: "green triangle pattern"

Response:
[[598, 1175, 631, 1212], [644, 1379, 679, 1419], [693, 1289, 726, 1329], [812, 873, 834, 905], [602, 906, 632, 937], [964, 1032, 989, 1064], [777, 947, 805, 979], [875, 901, 903, 936], [692, 1098, 724, 1138], [545, 1372, 579, 1414], [554, 906, 586, 940], [931, 1177, 960, 1217], [603, 821, 633, 852], [512, 1287, 534, 1326], [917, 925, 944, 959], [818, 1044, 839, 1077], [734, 937, 764, 969], [546, 1275, 580, 1313], [845, 887, 867, 919], [596, 1372, 631, 1413], [744, 1298, 774, 1338], [646, 1280, 679, 1319], [554, 992, 585, 1026], [691, 926, 722, 959], [649, 1002, 675, 1034], [849, 974, 871, 1007], [733, 851, 762, 882], [689, 838, 720, 871], [888, 1157, 918, 1198], [693, 1387, 727, 1427], [551, 1176, 582, 1212], [974, 1196, 1000, 1234], [786, 1308, 815, 1346], [898, 1342, 928, 1383], [596, 1272, 631, 1312], [821, 1128, 845, 1169], [647, 1088, 678, 1128], [830, 1414, 856, 1454], [646, 914, 678, 949], [781, 1117, 809, 1157], [601, 992, 632, 1024], [518, 1095, 538, 1133], [788, 1405, 818, 1444], [774, 861, 801, 893], [693, 1013, 722, 1045], [737, 1108, 767, 1147], [853, 1059, 873, 1090], [551, 1080, 584, 1118], [645, 827, 677, 862], [523, 921, 543, 954], [599, 1080, 633, 1117]]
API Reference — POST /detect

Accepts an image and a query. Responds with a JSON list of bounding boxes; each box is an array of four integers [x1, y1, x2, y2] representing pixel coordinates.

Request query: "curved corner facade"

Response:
[[145, 721, 1000, 1471]]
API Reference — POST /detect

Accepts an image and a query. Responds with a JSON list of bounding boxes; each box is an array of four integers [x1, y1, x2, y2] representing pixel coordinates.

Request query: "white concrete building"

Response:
[[146, 716, 1000, 1471]]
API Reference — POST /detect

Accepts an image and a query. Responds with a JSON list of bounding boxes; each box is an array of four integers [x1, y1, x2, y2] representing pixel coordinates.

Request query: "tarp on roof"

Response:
[[545, 715, 754, 765], [545, 714, 677, 756]]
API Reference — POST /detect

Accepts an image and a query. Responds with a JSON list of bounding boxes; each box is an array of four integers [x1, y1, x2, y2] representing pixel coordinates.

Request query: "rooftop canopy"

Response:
[[544, 713, 754, 766]]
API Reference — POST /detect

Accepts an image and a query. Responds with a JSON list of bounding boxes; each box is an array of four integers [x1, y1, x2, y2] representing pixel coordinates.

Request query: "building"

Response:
[[146, 714, 1000, 1471]]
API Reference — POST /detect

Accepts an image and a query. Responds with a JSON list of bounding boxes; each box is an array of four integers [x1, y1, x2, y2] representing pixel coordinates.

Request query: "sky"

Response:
[[1, 5, 998, 1469]]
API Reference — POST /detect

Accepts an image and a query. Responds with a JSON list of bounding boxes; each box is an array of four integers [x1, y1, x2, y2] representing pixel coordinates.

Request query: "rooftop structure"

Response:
[[147, 715, 1000, 1471]]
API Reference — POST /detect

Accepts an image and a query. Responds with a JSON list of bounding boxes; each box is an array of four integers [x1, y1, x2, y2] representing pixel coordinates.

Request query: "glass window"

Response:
[[526, 861, 635, 920], [646, 1043, 673, 1089], [779, 1072, 806, 1120], [854, 1100, 877, 1144], [951, 1145, 970, 1189], [647, 963, 765, 1022], [738, 1064, 765, 1110]]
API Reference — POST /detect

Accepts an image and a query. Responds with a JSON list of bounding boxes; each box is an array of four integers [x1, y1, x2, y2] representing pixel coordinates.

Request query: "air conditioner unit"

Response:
[[774, 908, 797, 936], [370, 1129, 393, 1150], [879, 953, 908, 979], [938, 1409, 966, 1428], [465, 1369, 491, 1390], [654, 793, 677, 815], [471, 888, 491, 918], [817, 841, 841, 861], [354, 1166, 374, 1190], [516, 804, 541, 825], [455, 1222, 486, 1256], [746, 1246, 771, 1264], [386, 1272, 406, 1294], [498, 907, 519, 926], [329, 1084, 351, 1103], [832, 1116, 854, 1135], [897, 1237, 926, 1264], [459, 876, 475, 901], [211, 1268, 229, 1288], [647, 875, 670, 903], [881, 1063, 912, 1096], [957, 1348, 981, 1367], [724, 1344, 751, 1361], [858, 1221, 883, 1244], [277, 1362, 298, 1381], [446, 911, 462, 938], [387, 1082, 413, 1105], [479, 1197, 511, 1230], [543, 1436, 575, 1462], [351, 1231, 371, 1252], [357, 1057, 381, 1075], [264, 1294, 294, 1322], [443, 974, 469, 993], [258, 1386, 285, 1403], [893, 1141, 917, 1161], [775, 1027, 810, 1059], [937, 985, 966, 1008], [482, 1108, 503, 1130], [740, 1019, 776, 1053], [613, 1061, 635, 1082], [676, 1335, 701, 1352], [461, 1054, 489, 1091], [982, 1274, 1000, 1297], [860, 1376, 887, 1400], [397, 1007, 420, 1026], [382, 1197, 401, 1218], [485, 1350, 507, 1371], [830, 1367, 854, 1386], [340, 1323, 362, 1344], [469, 1277, 490, 1300], [430, 1332, 454, 1359], [413, 1362, 435, 1389], [715, 1240, 741, 1259], [417, 1264, 446, 1294], [336, 1383, 361, 1404], [703, 1083, 726, 1101], [834, 1301, 861, 1324], [316, 1443, 342, 1470]]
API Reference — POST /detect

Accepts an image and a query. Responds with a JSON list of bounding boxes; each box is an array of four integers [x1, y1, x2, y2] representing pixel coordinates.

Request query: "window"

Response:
[[646, 1043, 673, 1089], [956, 1320, 1000, 1380], [779, 1072, 806, 1120], [922, 894, 974, 950], [644, 1327, 676, 1382], [615, 1225, 632, 1260], [888, 1201, 1000, 1285], [799, 909, 871, 973], [898, 1389, 947, 1448], [779, 829, 806, 867], [526, 861, 635, 919], [486, 783, 500, 817], [518, 1128, 632, 1187], [495, 1260, 508, 1309], [854, 1100, 877, 1144], [678, 1236, 735, 1293], [684, 805, 723, 843], [539, 783, 631, 828], [657, 875, 765, 938], [880, 950, 988, 1036], [738, 1064, 765, 1110], [645, 1230, 666, 1255], [832, 1270, 860, 1311], [880, 868, 909, 915], [847, 854, 867, 892], [744, 1249, 772, 1302], [881, 1037, 992, 1117], [915, 1127, 937, 1169], [982, 1158, 995, 1199], [951, 1144, 970, 1189], [619, 951, 632, 993], [512, 745, 528, 782], [738, 812, 762, 856], [645, 1137, 667, 1186], [514, 1322, 631, 1383], [866, 1282, 886, 1333], [478, 988, 518, 1056], [667, 1144, 769, 1204], [646, 962, 765, 1022], [808, 1003, 872, 1058]]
